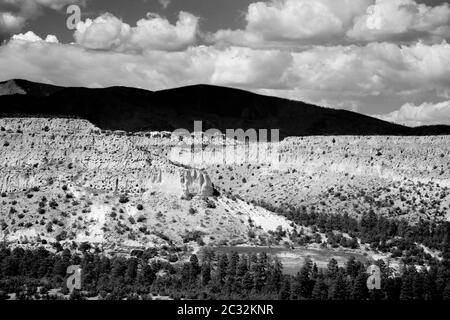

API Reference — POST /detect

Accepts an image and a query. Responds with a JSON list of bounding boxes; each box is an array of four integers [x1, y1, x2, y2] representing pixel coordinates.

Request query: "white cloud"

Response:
[[73, 13, 131, 50], [213, 0, 370, 48], [74, 11, 199, 52], [283, 41, 450, 101], [212, 0, 450, 48], [12, 30, 58, 42], [374, 101, 450, 126], [347, 0, 450, 42], [0, 36, 293, 90], [211, 46, 293, 89], [2, 10, 450, 123]]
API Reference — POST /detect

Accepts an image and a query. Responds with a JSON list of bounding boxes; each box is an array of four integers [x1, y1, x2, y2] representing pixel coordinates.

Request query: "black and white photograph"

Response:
[[0, 0, 449, 312]]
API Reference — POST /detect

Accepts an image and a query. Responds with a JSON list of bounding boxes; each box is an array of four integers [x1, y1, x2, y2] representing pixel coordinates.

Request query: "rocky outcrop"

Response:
[[0, 118, 214, 197], [180, 169, 213, 197], [169, 135, 450, 185], [1, 117, 448, 197]]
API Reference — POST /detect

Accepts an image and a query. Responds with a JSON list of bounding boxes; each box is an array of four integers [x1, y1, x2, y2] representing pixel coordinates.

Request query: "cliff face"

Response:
[[167, 133, 450, 223], [0, 118, 291, 249], [168, 136, 450, 186], [2, 117, 447, 197], [1, 117, 449, 226], [0, 118, 213, 197], [0, 117, 448, 250]]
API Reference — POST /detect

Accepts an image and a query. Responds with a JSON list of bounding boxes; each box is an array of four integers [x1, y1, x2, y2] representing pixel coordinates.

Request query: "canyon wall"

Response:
[[0, 118, 213, 197], [1, 118, 449, 196]]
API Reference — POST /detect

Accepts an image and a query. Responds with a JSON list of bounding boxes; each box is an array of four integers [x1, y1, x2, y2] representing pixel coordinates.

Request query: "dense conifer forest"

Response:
[[0, 243, 449, 300]]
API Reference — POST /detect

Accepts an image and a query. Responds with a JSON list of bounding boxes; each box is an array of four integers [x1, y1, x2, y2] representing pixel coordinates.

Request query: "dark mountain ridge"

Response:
[[1, 79, 449, 138]]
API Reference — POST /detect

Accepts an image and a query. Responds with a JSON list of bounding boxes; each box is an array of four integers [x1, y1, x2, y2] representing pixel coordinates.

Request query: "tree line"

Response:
[[255, 200, 450, 265], [0, 245, 449, 300]]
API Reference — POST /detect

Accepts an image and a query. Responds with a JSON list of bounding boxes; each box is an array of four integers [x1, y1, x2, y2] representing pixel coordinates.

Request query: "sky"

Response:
[[1, 0, 450, 126]]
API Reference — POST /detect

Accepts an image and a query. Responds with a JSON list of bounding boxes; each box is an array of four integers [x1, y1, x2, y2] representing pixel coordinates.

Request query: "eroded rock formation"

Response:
[[0, 118, 213, 197]]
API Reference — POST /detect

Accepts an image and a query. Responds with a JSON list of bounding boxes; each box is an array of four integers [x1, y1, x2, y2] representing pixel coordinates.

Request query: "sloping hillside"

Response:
[[2, 79, 450, 138]]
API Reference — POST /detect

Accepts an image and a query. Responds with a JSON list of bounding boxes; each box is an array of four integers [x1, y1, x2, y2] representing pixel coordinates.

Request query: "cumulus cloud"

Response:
[[347, 0, 450, 43], [74, 11, 199, 52], [1, 3, 450, 125], [374, 101, 450, 126], [0, 35, 295, 90], [213, 0, 371, 48], [11, 30, 58, 42], [287, 41, 450, 97], [212, 0, 450, 48], [2, 32, 450, 104], [211, 47, 293, 89]]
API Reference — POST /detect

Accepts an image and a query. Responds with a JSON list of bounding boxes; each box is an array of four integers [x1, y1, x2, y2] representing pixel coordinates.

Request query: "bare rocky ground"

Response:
[[194, 137, 450, 224], [0, 118, 293, 252], [0, 117, 449, 271]]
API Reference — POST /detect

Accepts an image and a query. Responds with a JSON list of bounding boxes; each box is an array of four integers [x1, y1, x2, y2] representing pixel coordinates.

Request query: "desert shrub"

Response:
[[137, 204, 144, 211], [206, 199, 216, 209], [46, 222, 53, 232], [182, 230, 205, 243], [79, 242, 91, 252], [119, 195, 129, 204], [56, 231, 67, 242], [49, 199, 58, 209]]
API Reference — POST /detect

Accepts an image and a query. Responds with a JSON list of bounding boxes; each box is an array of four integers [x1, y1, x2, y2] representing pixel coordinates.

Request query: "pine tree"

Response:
[[327, 258, 339, 278], [328, 272, 348, 300], [243, 272, 254, 292], [267, 258, 283, 293], [346, 257, 357, 278], [217, 254, 229, 285], [400, 272, 414, 300], [297, 257, 313, 299], [125, 258, 138, 285], [253, 263, 265, 291], [278, 276, 291, 300], [412, 272, 424, 300], [227, 252, 239, 278], [200, 262, 212, 286], [237, 256, 249, 278], [351, 272, 368, 300], [311, 276, 327, 300], [189, 254, 200, 279], [139, 264, 155, 288]]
